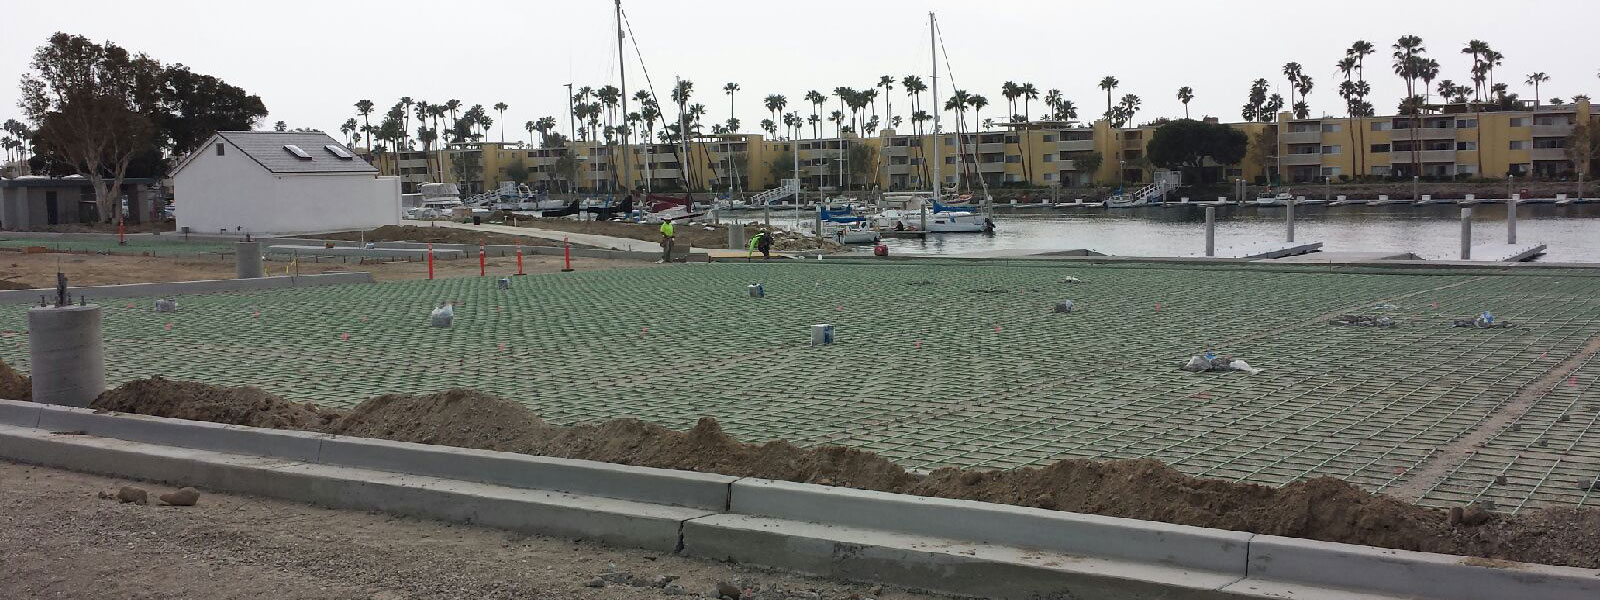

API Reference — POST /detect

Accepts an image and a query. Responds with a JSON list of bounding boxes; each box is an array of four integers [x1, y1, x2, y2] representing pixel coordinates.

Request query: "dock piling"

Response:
[[1460, 208, 1473, 260], [1204, 206, 1215, 257], [1286, 197, 1296, 242], [1507, 196, 1518, 244]]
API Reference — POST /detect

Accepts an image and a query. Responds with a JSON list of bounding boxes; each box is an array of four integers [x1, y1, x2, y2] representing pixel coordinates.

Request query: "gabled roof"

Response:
[[174, 131, 378, 176]]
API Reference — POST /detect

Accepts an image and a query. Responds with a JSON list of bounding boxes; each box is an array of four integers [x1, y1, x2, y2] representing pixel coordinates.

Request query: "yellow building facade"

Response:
[[372, 99, 1593, 194]]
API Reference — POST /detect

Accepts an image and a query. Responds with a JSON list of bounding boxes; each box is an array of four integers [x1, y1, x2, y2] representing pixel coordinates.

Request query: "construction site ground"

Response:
[[4, 258, 1600, 516], [0, 461, 945, 600]]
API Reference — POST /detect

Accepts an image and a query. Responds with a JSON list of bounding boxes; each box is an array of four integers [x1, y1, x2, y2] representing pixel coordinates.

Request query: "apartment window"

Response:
[[1456, 164, 1477, 175], [1043, 154, 1054, 162], [1321, 123, 1342, 133], [1509, 117, 1529, 127], [944, 137, 956, 146], [1289, 123, 1319, 133], [1371, 122, 1392, 131], [1456, 119, 1478, 129], [1320, 167, 1342, 177], [1370, 166, 1392, 176], [1370, 143, 1391, 153], [1005, 155, 1021, 163], [1321, 145, 1342, 155], [1509, 140, 1528, 150], [945, 156, 957, 164], [215, 143, 225, 156], [1043, 173, 1055, 181], [1042, 134, 1056, 142], [1534, 138, 1567, 149], [1457, 141, 1477, 151]]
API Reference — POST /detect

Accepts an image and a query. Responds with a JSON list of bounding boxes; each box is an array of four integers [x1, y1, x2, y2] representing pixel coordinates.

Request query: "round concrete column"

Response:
[[235, 242, 263, 279], [27, 304, 105, 407]]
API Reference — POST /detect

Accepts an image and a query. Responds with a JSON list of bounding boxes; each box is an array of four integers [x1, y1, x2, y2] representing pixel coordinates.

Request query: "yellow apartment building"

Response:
[[370, 99, 1592, 194]]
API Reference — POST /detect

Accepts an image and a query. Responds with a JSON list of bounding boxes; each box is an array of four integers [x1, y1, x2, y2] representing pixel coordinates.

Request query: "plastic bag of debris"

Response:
[[1053, 300, 1075, 314], [154, 298, 177, 313], [1329, 314, 1396, 328], [1180, 353, 1262, 375], [429, 303, 454, 328], [1452, 311, 1515, 329]]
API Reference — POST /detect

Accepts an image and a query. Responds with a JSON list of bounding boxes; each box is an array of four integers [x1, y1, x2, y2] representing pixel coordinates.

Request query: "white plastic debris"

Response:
[[1060, 276, 1083, 284], [1180, 353, 1261, 375], [430, 303, 454, 328]]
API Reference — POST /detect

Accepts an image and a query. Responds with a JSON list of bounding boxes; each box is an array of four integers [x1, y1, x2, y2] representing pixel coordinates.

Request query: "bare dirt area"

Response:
[[0, 248, 652, 288], [318, 224, 558, 247], [508, 217, 845, 252], [0, 461, 948, 600], [0, 360, 28, 400], [84, 377, 1600, 569], [27, 221, 176, 234]]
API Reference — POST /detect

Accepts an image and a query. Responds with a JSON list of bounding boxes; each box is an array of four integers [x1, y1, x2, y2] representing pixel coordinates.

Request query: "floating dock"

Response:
[[1267, 251, 1419, 263], [1191, 240, 1323, 259], [1464, 243, 1547, 262]]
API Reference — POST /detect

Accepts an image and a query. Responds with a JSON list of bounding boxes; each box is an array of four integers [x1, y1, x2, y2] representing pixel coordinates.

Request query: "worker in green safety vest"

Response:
[[658, 219, 675, 263], [747, 229, 772, 260]]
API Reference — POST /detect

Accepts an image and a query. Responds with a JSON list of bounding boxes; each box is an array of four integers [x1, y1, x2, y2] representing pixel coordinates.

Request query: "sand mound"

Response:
[[87, 379, 1600, 568], [91, 377, 337, 430], [0, 359, 30, 400]]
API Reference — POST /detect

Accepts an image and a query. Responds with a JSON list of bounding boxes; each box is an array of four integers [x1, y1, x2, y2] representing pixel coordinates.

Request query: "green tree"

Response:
[[1177, 86, 1194, 118], [1075, 151, 1103, 185], [503, 157, 529, 184], [494, 102, 509, 142], [1526, 72, 1549, 107], [1098, 76, 1119, 123], [1146, 119, 1248, 184], [355, 99, 374, 150], [273, 120, 287, 132]]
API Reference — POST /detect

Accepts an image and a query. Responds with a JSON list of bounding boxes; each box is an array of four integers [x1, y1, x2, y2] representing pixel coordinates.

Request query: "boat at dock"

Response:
[[1254, 192, 1292, 206], [1367, 196, 1411, 206]]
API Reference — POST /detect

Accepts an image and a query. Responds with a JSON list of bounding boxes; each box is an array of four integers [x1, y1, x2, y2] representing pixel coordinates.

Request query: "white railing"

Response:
[[749, 179, 800, 205]]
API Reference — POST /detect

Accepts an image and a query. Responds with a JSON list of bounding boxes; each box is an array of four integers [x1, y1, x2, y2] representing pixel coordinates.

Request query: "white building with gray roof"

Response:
[[172, 131, 399, 235]]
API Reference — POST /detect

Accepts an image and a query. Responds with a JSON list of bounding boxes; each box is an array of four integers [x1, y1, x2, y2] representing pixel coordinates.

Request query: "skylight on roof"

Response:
[[324, 144, 354, 160], [283, 144, 313, 160]]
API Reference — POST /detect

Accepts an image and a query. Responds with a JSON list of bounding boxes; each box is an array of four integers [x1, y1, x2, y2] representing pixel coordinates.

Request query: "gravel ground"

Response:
[[0, 461, 954, 600]]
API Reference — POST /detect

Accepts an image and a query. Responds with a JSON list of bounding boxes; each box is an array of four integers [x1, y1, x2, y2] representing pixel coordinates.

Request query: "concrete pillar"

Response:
[[235, 242, 263, 279], [27, 304, 105, 407], [1460, 208, 1473, 260], [728, 221, 745, 251], [1286, 197, 1296, 243], [1507, 197, 1517, 244], [1204, 206, 1215, 257]]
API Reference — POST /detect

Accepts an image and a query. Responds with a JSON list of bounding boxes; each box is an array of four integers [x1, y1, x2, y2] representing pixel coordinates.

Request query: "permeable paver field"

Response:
[[5, 260, 1599, 511]]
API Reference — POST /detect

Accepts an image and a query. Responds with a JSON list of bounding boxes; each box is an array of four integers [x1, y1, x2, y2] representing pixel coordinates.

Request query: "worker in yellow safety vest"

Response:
[[658, 219, 675, 263]]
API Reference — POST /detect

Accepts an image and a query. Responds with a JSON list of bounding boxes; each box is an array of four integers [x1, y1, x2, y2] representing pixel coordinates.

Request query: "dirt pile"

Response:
[[89, 378, 1600, 568], [0, 359, 30, 400], [91, 377, 337, 430], [320, 225, 555, 247]]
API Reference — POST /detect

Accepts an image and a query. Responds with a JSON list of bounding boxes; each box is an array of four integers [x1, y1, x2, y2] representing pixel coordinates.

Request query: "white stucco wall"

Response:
[[175, 138, 401, 235]]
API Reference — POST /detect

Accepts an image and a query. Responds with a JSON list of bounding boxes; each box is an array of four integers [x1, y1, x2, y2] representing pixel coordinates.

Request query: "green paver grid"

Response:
[[5, 261, 1600, 509]]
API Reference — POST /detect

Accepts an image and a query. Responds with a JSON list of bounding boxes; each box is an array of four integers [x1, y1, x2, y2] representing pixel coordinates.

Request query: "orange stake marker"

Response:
[[515, 246, 525, 275], [427, 243, 434, 280], [479, 243, 486, 277]]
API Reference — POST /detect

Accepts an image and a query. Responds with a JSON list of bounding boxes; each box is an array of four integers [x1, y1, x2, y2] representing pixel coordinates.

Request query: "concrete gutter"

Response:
[[0, 399, 1594, 600], [0, 272, 375, 305]]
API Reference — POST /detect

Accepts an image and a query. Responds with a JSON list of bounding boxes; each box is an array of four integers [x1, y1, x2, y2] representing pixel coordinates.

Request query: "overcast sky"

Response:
[[3, 0, 1595, 142]]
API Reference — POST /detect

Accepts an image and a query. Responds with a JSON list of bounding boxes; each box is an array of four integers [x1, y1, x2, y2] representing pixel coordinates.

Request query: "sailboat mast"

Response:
[[616, 0, 629, 194], [929, 12, 940, 205]]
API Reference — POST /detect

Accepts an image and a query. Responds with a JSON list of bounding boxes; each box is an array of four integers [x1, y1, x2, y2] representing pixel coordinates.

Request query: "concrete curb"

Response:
[[0, 272, 375, 305], [0, 399, 1594, 599]]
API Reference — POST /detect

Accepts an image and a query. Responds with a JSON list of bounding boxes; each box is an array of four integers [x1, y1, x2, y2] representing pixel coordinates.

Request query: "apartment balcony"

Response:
[[887, 164, 915, 174], [1281, 130, 1322, 144], [977, 162, 1008, 173], [1530, 148, 1571, 161], [1057, 139, 1095, 152], [882, 145, 910, 156], [1120, 139, 1143, 149], [1389, 150, 1457, 163], [1388, 127, 1455, 141], [1055, 160, 1077, 171], [1532, 124, 1575, 138], [976, 142, 1007, 153], [1280, 153, 1324, 166], [647, 169, 681, 179]]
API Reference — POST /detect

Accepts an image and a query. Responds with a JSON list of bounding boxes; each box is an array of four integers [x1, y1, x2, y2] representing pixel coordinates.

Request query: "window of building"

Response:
[[1289, 123, 1320, 133], [1005, 155, 1021, 163], [1321, 145, 1342, 154], [1456, 164, 1477, 175], [945, 156, 957, 164], [1321, 123, 1342, 133], [1370, 166, 1392, 176], [1042, 154, 1054, 163], [1456, 119, 1478, 129], [1509, 117, 1529, 127], [1320, 167, 1342, 177], [1533, 138, 1567, 149], [1371, 122, 1392, 131], [1370, 143, 1391, 153], [1457, 141, 1477, 151], [1042, 134, 1056, 142], [1509, 140, 1528, 150], [215, 143, 225, 156], [944, 137, 956, 145], [1043, 173, 1055, 181]]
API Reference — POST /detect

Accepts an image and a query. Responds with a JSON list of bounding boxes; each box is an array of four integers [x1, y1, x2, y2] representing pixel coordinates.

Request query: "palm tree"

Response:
[[1116, 94, 1141, 127], [902, 75, 929, 184], [340, 118, 358, 146], [493, 102, 509, 142], [524, 120, 536, 145], [877, 76, 896, 130], [1177, 87, 1194, 118], [945, 89, 972, 187], [804, 90, 825, 138], [763, 94, 787, 137], [1462, 40, 1491, 102], [1001, 81, 1020, 121], [1282, 63, 1304, 108], [1418, 59, 1439, 104], [1294, 75, 1315, 119], [354, 99, 375, 150], [1098, 76, 1119, 123], [399, 97, 414, 150], [1392, 35, 1426, 177], [723, 82, 740, 132], [1526, 72, 1549, 107], [968, 94, 989, 131], [1020, 83, 1039, 123]]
